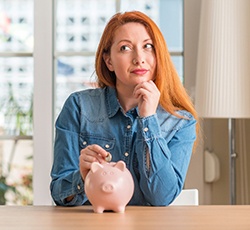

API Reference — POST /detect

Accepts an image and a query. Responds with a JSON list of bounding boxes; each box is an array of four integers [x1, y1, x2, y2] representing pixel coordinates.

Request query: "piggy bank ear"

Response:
[[91, 162, 103, 173], [115, 161, 126, 172]]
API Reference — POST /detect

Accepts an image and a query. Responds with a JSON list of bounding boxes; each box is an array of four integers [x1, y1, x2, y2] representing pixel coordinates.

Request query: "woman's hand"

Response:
[[79, 144, 109, 180], [133, 80, 160, 117]]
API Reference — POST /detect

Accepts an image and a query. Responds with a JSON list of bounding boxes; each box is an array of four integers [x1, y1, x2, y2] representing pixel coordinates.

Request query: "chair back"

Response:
[[170, 189, 199, 206]]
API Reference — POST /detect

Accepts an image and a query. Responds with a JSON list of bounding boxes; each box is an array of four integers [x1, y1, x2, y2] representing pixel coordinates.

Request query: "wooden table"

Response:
[[0, 205, 250, 230]]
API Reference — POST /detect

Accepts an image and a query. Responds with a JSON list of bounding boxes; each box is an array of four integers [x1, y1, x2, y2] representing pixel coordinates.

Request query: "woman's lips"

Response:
[[131, 69, 148, 75]]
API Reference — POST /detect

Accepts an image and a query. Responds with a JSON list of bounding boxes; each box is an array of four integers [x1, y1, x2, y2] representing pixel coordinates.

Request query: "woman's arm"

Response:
[[50, 93, 87, 206], [136, 113, 197, 206]]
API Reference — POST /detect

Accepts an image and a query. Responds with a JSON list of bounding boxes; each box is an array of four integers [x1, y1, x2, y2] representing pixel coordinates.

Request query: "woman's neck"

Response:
[[116, 88, 138, 113]]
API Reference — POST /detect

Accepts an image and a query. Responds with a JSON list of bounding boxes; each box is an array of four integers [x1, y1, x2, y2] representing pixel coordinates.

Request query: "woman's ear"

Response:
[[103, 53, 114, 71]]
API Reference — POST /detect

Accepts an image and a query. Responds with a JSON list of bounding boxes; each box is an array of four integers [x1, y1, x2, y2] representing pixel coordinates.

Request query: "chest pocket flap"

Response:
[[79, 134, 115, 152]]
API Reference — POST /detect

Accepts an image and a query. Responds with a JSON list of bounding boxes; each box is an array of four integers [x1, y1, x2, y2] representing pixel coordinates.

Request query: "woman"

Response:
[[50, 11, 199, 206]]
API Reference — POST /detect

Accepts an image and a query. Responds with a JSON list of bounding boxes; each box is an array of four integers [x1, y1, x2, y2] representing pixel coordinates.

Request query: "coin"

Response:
[[105, 152, 112, 162]]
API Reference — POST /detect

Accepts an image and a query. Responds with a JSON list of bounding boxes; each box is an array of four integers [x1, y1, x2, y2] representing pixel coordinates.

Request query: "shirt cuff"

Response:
[[62, 170, 86, 206], [137, 114, 161, 140]]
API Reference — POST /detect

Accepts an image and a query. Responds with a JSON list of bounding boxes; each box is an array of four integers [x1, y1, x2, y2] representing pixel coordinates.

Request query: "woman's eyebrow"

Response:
[[116, 38, 152, 45], [116, 39, 132, 45]]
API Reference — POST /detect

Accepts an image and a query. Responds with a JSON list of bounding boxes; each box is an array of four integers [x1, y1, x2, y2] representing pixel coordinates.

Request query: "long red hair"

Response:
[[95, 11, 199, 145]]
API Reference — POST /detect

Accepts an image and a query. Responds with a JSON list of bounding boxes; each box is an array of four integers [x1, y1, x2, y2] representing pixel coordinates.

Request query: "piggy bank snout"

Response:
[[101, 182, 114, 193]]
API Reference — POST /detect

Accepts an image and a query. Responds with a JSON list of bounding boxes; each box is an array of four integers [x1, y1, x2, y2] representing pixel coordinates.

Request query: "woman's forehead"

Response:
[[112, 22, 151, 43]]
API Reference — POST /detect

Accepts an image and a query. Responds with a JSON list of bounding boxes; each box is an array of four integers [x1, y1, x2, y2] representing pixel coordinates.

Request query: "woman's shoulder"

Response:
[[65, 87, 107, 103], [71, 87, 105, 97], [157, 107, 196, 132], [157, 106, 195, 120], [175, 109, 195, 120], [60, 88, 105, 112]]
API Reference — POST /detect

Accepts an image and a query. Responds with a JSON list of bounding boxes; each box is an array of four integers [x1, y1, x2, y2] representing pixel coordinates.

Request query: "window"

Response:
[[0, 0, 33, 205]]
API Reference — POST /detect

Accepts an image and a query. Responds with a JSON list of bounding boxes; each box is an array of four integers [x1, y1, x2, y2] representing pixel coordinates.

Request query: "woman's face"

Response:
[[103, 22, 156, 91]]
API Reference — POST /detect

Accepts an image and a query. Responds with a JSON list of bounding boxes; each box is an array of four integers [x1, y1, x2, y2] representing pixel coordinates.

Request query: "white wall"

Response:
[[183, 0, 212, 205]]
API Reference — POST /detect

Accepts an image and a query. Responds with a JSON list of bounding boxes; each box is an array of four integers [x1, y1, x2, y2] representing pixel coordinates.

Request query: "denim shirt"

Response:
[[50, 86, 197, 206]]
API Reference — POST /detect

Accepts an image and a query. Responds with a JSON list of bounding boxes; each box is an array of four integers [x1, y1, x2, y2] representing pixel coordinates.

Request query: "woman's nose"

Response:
[[132, 53, 145, 65], [132, 48, 146, 65], [132, 58, 145, 65]]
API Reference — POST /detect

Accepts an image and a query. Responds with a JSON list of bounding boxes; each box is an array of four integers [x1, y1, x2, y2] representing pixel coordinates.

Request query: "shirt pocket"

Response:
[[79, 134, 115, 152]]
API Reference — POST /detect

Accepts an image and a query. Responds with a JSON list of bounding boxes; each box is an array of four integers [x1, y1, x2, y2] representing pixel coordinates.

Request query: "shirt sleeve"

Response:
[[50, 93, 88, 206], [136, 113, 197, 206]]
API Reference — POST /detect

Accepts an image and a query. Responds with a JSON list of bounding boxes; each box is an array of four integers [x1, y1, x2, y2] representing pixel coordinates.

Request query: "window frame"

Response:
[[33, 0, 54, 205]]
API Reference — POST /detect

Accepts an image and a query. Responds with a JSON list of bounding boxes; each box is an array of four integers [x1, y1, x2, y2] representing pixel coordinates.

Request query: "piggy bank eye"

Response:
[[109, 171, 114, 175], [102, 171, 107, 176]]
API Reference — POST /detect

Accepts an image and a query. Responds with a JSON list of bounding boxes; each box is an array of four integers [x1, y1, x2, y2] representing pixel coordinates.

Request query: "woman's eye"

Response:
[[120, 45, 130, 51], [145, 43, 154, 49]]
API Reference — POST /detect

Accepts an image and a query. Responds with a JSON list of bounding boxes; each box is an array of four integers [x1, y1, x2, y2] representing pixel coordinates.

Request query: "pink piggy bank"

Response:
[[84, 161, 134, 213]]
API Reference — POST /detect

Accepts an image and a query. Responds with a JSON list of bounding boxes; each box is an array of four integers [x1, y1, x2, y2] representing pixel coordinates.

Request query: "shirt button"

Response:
[[77, 185, 81, 190], [105, 144, 110, 149], [143, 127, 149, 132], [127, 125, 131, 129], [124, 152, 129, 157], [83, 141, 87, 145]]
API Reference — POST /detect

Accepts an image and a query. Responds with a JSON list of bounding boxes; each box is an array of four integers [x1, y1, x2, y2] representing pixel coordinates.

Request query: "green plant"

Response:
[[0, 176, 16, 205], [0, 156, 33, 205], [8, 172, 33, 205], [0, 82, 33, 204], [0, 82, 33, 135]]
